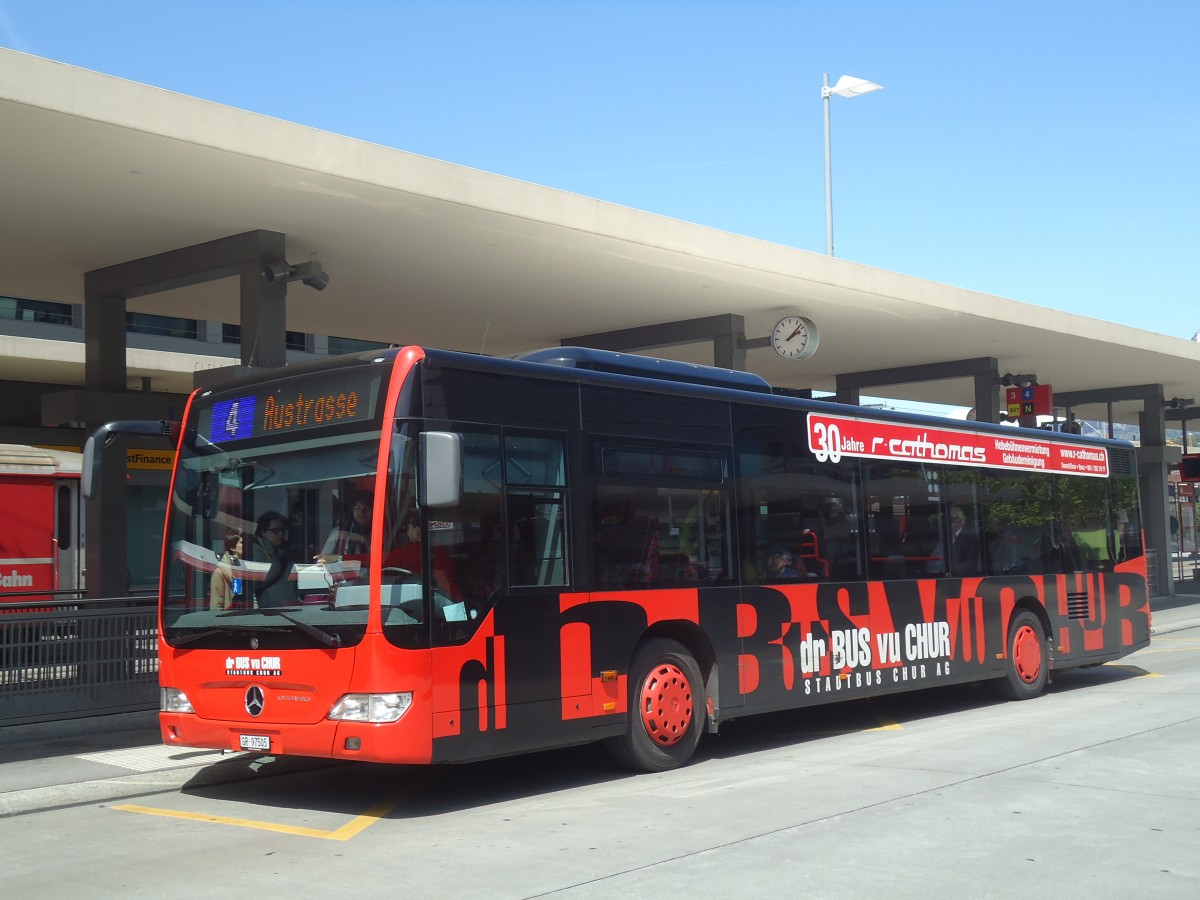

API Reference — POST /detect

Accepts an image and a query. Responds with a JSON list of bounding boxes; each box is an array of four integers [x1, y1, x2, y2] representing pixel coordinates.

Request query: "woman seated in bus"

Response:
[[209, 530, 243, 611], [251, 511, 299, 607], [315, 490, 373, 564]]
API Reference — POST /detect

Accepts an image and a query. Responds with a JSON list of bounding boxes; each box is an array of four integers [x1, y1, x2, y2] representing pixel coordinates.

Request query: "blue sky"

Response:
[[2, 1, 1197, 342]]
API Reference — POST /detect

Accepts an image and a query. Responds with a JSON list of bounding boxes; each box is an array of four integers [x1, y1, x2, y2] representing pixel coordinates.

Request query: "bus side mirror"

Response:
[[82, 419, 175, 499], [420, 431, 462, 508], [81, 433, 102, 500]]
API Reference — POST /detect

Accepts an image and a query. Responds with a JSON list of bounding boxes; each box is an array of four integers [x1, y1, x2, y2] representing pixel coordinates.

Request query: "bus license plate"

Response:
[[239, 734, 271, 751]]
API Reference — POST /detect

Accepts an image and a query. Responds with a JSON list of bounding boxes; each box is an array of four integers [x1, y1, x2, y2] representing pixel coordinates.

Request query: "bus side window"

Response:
[[505, 433, 568, 588], [590, 441, 728, 590], [594, 492, 661, 589], [508, 491, 568, 586], [981, 470, 1055, 575], [434, 431, 504, 632]]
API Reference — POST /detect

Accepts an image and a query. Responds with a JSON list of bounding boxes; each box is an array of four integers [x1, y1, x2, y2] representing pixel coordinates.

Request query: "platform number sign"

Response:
[[1005, 385, 1053, 418]]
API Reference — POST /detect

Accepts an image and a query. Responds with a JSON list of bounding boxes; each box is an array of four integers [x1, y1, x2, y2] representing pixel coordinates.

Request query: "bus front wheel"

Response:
[[993, 609, 1049, 701], [607, 638, 703, 772]]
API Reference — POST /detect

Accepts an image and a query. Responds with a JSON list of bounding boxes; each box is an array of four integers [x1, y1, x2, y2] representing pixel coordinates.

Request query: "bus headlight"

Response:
[[161, 687, 194, 714], [327, 692, 413, 723]]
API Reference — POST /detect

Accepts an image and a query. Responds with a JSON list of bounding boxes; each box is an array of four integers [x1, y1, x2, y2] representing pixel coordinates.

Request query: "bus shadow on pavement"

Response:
[[177, 743, 626, 822], [693, 664, 1146, 763], [172, 667, 1146, 823], [696, 684, 990, 762], [1049, 662, 1150, 690]]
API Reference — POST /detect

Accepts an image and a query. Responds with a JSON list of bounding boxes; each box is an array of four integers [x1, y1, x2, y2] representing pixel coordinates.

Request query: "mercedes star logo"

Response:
[[245, 685, 265, 717]]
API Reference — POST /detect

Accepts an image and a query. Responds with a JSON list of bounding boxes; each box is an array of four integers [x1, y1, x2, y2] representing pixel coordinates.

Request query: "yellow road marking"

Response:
[[325, 798, 402, 841], [113, 797, 399, 841], [807, 712, 903, 737], [1143, 647, 1200, 654]]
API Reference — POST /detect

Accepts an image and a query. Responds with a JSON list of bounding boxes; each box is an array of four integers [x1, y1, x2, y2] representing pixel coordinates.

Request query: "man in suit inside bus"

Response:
[[928, 506, 981, 576]]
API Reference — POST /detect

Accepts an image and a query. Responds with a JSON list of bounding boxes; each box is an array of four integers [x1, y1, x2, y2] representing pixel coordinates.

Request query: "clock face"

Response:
[[771, 315, 819, 360]]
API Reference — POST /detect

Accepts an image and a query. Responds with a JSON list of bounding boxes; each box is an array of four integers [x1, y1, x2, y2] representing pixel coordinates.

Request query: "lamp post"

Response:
[[823, 73, 883, 256]]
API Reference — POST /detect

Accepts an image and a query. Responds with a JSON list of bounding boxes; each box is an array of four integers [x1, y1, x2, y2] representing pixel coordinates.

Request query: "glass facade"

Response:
[[0, 295, 73, 325]]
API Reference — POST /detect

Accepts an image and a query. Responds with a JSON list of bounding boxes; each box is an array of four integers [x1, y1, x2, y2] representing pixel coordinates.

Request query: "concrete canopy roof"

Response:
[[3, 50, 1198, 425]]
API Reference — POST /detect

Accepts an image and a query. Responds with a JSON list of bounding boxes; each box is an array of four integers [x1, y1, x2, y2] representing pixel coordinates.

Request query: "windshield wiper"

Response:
[[171, 609, 341, 648], [172, 624, 240, 647], [256, 608, 341, 648]]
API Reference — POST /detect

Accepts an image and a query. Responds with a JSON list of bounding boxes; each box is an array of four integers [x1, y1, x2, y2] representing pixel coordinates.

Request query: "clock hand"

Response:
[[787, 325, 805, 341]]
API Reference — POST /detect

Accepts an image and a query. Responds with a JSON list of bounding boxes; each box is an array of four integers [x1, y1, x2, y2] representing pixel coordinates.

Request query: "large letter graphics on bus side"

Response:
[[433, 570, 1148, 759]]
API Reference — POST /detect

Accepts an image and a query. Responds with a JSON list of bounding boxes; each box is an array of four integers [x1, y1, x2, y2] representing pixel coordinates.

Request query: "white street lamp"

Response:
[[823, 73, 883, 257]]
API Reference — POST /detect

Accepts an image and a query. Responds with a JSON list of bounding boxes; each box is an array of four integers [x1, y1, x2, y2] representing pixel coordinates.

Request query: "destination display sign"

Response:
[[807, 413, 1109, 478], [198, 368, 383, 444]]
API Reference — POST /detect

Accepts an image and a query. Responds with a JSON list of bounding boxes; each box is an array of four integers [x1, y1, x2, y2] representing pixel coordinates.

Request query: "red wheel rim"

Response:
[[1012, 624, 1042, 684], [639, 662, 693, 747]]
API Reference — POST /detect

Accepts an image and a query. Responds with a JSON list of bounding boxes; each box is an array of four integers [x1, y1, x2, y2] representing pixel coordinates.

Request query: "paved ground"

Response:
[[0, 586, 1197, 900], [2, 584, 1198, 820]]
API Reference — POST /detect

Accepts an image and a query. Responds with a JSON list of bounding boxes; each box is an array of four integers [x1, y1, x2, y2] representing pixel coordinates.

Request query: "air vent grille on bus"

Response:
[[1108, 447, 1136, 476], [1067, 591, 1091, 620]]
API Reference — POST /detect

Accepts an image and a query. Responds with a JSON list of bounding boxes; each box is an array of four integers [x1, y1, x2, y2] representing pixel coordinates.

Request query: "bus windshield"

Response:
[[162, 429, 395, 649]]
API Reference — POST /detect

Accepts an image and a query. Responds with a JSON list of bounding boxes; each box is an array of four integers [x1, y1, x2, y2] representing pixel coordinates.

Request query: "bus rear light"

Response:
[[327, 691, 413, 723], [161, 687, 194, 714]]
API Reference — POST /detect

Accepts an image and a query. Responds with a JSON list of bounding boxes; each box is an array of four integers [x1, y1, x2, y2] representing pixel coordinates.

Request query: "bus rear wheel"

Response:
[[993, 609, 1049, 701], [607, 639, 703, 772]]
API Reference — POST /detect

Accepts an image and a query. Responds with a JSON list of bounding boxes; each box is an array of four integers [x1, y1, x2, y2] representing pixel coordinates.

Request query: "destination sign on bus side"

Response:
[[807, 413, 1109, 477], [200, 368, 383, 444]]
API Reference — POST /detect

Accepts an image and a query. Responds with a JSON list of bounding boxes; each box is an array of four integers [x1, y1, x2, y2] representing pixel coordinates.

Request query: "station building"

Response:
[[2, 49, 1198, 597]]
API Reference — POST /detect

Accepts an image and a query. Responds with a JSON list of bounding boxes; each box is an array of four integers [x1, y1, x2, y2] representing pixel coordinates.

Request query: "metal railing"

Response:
[[0, 595, 158, 727]]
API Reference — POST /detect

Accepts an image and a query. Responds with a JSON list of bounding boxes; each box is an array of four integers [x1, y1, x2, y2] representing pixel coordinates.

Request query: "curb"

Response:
[[0, 711, 159, 748], [0, 751, 337, 819], [1151, 617, 1200, 636]]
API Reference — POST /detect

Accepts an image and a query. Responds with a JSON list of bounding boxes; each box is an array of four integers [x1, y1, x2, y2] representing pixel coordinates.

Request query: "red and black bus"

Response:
[[90, 345, 1149, 771]]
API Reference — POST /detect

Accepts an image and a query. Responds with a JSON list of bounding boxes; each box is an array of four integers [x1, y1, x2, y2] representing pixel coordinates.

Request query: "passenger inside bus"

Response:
[[209, 530, 243, 611], [382, 509, 422, 572], [381, 508, 463, 603], [927, 506, 982, 575], [316, 489, 373, 563], [251, 511, 299, 607], [764, 546, 813, 581]]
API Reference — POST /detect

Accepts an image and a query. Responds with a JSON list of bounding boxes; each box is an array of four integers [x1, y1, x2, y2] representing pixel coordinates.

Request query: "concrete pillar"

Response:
[[68, 230, 292, 598], [240, 256, 287, 368], [835, 357, 999, 418], [83, 292, 126, 393], [1140, 394, 1173, 596]]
